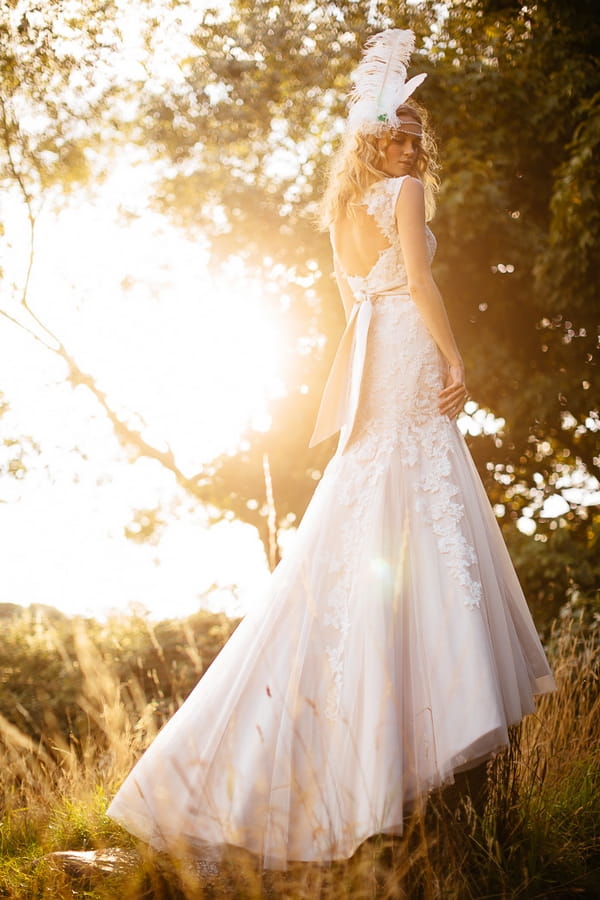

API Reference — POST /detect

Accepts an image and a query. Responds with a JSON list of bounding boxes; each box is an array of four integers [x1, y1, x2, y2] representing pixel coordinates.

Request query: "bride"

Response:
[[107, 29, 555, 870]]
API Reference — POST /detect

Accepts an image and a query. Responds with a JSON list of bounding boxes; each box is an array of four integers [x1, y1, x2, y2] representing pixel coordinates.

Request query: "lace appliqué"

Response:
[[321, 428, 482, 719], [365, 177, 406, 242], [412, 423, 482, 611], [321, 445, 394, 721]]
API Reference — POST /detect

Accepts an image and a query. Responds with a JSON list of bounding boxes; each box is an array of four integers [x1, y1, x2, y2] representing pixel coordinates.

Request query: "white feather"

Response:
[[348, 29, 426, 132], [397, 72, 428, 106]]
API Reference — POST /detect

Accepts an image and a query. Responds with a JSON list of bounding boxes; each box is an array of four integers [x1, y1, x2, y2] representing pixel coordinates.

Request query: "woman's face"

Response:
[[379, 119, 422, 177]]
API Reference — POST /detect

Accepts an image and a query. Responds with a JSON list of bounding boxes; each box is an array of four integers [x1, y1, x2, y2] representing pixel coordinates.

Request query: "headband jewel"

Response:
[[347, 29, 427, 135]]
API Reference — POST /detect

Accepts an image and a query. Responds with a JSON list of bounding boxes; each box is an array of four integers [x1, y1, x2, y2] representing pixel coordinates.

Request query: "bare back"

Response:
[[331, 203, 392, 280]]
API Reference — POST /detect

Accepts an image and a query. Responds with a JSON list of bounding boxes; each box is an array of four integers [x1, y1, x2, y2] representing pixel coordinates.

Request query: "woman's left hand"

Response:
[[438, 363, 467, 418]]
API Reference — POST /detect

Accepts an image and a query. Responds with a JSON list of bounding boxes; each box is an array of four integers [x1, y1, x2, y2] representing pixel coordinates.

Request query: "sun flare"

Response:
[[0, 166, 286, 619], [12, 168, 286, 471]]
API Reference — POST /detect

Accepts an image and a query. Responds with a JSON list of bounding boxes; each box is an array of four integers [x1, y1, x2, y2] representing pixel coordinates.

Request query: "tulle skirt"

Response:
[[107, 298, 555, 868]]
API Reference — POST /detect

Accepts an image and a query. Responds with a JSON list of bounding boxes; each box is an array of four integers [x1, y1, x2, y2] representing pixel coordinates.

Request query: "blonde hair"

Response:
[[319, 100, 440, 228]]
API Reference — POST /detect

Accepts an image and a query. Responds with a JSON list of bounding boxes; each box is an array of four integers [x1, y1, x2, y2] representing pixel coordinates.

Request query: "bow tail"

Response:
[[336, 300, 372, 454], [309, 301, 373, 450]]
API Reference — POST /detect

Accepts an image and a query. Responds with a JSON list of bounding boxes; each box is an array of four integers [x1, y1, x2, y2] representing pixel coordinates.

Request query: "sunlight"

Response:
[[0, 163, 285, 619], [4, 162, 286, 470]]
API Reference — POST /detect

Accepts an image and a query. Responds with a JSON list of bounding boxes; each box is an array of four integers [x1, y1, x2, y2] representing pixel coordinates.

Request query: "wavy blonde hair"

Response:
[[319, 100, 440, 228]]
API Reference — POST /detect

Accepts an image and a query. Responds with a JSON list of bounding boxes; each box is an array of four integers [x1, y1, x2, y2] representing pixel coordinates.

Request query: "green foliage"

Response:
[[505, 510, 600, 628], [0, 0, 124, 203]]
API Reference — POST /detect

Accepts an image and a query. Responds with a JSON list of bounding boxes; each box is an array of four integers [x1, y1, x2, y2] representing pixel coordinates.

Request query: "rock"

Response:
[[41, 847, 140, 877], [40, 845, 222, 887]]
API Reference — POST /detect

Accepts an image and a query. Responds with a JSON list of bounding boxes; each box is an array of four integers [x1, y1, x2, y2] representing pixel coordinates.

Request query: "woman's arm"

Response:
[[395, 177, 467, 417]]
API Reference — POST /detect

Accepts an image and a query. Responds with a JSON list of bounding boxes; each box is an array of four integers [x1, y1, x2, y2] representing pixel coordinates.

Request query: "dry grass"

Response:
[[0, 611, 598, 899]]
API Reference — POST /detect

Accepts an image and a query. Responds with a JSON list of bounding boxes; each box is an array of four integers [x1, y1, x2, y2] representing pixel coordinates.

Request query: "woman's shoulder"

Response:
[[357, 176, 427, 241], [393, 176, 425, 218], [399, 175, 424, 193]]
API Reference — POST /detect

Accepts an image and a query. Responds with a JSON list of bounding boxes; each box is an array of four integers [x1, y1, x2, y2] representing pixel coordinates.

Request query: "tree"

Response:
[[1, 1, 598, 619]]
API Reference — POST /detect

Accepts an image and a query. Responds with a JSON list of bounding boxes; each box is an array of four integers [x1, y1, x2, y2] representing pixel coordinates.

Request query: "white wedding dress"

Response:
[[107, 175, 555, 869]]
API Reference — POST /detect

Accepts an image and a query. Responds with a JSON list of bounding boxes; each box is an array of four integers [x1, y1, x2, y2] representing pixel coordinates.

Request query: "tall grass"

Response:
[[0, 609, 598, 899]]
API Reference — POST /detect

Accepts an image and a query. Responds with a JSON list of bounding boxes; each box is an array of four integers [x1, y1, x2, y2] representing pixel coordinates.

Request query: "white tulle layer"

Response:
[[108, 416, 555, 868]]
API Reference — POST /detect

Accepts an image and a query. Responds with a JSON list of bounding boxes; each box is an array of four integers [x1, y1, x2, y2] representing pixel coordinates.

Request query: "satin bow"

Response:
[[310, 286, 410, 454]]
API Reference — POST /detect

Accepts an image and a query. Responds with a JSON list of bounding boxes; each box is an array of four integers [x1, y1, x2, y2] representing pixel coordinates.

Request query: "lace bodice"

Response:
[[342, 176, 437, 299]]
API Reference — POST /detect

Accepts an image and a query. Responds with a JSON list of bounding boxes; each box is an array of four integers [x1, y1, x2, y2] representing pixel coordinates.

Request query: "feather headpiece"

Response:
[[347, 29, 427, 135]]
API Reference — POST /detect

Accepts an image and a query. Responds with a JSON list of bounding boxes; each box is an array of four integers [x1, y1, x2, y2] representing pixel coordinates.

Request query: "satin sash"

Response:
[[310, 286, 411, 454]]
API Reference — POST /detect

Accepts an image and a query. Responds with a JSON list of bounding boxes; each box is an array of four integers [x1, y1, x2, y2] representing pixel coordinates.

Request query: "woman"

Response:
[[107, 29, 555, 870]]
